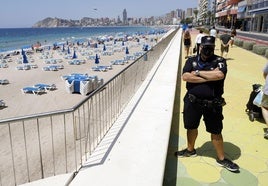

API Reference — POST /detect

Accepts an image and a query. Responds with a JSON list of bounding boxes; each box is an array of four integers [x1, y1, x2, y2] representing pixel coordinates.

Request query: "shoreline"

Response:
[[0, 26, 166, 55]]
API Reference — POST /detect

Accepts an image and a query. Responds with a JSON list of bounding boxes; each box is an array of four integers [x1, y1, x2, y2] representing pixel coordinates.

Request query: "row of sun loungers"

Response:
[[16, 64, 38, 70], [21, 84, 56, 95], [91, 65, 112, 72], [68, 59, 86, 65], [44, 58, 63, 64], [42, 65, 64, 71], [110, 59, 128, 65], [0, 79, 9, 85]]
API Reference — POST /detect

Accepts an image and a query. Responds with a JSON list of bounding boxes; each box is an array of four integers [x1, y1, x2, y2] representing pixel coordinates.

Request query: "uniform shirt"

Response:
[[182, 55, 227, 99]]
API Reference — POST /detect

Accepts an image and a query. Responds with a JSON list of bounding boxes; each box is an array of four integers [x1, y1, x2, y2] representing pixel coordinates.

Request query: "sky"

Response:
[[0, 0, 197, 28]]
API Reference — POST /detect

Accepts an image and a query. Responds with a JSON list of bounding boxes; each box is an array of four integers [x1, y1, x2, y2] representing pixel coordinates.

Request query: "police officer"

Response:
[[175, 36, 239, 172]]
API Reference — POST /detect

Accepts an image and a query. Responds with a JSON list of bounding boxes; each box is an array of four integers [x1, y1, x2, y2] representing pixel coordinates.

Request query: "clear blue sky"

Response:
[[0, 0, 197, 28]]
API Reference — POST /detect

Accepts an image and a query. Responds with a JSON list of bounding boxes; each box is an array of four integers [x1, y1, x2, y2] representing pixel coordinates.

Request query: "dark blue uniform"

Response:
[[182, 55, 227, 134]]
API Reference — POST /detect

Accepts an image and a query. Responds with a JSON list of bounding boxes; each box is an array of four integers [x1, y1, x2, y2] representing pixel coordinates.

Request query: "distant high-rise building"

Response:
[[186, 8, 193, 18], [176, 9, 184, 20], [123, 9, 128, 25], [117, 16, 121, 24]]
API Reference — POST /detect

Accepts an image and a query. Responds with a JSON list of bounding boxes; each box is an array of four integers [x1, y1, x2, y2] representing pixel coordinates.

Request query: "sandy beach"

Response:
[[0, 36, 158, 120]]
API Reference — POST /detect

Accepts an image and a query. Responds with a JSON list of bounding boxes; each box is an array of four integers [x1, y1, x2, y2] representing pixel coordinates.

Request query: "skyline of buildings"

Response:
[[33, 0, 268, 33]]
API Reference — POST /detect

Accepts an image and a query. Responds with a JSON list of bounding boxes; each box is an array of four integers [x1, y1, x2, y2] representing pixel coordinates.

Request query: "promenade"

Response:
[[164, 29, 268, 186]]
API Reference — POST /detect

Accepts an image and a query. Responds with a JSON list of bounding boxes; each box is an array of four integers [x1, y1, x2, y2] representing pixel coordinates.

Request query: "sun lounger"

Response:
[[0, 100, 5, 107], [0, 63, 8, 68], [30, 64, 38, 69], [21, 87, 46, 95], [68, 59, 86, 65], [91, 66, 107, 72], [42, 67, 50, 71], [16, 65, 31, 70], [124, 55, 136, 61], [34, 84, 56, 91], [110, 59, 127, 65], [43, 65, 64, 71], [92, 65, 112, 72], [47, 65, 58, 71], [0, 79, 9, 85]]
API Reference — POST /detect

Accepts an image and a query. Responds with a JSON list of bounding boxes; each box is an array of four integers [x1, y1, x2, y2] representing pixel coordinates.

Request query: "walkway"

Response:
[[164, 29, 268, 186]]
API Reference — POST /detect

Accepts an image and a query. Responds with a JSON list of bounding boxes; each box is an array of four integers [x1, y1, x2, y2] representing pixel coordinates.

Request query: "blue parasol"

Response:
[[22, 53, 28, 64], [95, 54, 100, 64], [21, 49, 25, 56], [72, 51, 77, 59], [125, 47, 129, 54]]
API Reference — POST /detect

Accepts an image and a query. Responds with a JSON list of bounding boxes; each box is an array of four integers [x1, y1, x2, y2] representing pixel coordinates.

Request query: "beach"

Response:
[[0, 35, 159, 120]]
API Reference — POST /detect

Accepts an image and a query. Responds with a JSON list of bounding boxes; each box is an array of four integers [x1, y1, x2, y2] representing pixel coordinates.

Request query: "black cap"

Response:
[[201, 36, 215, 46]]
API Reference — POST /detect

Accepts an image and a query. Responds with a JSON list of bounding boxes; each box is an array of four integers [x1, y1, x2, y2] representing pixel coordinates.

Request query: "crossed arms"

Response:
[[182, 67, 225, 83]]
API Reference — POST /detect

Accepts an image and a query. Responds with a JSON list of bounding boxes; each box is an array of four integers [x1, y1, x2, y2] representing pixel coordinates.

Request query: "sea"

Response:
[[0, 26, 165, 53]]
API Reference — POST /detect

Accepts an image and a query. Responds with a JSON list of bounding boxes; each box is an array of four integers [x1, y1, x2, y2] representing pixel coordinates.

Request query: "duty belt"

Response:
[[188, 94, 226, 107]]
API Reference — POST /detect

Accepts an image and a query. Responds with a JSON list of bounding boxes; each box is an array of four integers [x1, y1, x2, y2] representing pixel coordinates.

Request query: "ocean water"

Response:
[[0, 26, 164, 53]]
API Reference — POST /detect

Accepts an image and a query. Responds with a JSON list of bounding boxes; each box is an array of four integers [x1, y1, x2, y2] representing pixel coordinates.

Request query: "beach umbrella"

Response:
[[95, 54, 100, 65], [21, 49, 25, 56], [125, 47, 129, 54], [22, 53, 28, 64], [72, 51, 77, 59]]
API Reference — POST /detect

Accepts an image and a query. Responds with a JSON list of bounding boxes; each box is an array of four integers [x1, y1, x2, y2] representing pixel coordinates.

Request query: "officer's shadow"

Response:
[[195, 141, 241, 160], [225, 57, 234, 61]]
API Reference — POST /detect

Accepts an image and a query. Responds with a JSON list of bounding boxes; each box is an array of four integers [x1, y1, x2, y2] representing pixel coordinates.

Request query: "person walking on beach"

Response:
[[194, 30, 205, 56], [175, 36, 240, 172], [220, 31, 232, 58], [183, 30, 192, 59], [261, 62, 268, 139]]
